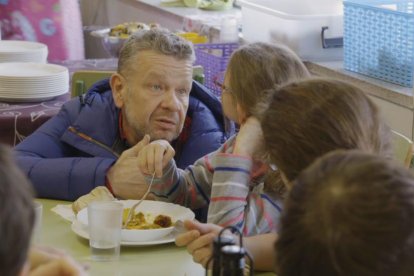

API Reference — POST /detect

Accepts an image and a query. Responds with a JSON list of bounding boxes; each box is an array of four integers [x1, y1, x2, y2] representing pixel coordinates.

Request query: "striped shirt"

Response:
[[148, 135, 283, 236]]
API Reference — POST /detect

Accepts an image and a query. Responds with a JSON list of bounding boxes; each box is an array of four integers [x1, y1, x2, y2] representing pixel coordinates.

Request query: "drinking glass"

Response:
[[32, 201, 43, 243], [88, 201, 123, 261]]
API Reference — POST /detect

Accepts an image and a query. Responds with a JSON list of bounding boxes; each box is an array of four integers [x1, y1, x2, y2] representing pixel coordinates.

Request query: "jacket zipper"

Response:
[[68, 126, 120, 158]]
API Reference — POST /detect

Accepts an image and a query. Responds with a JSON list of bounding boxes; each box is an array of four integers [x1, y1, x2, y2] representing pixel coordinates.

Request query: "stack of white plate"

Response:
[[0, 41, 48, 63], [0, 62, 69, 102]]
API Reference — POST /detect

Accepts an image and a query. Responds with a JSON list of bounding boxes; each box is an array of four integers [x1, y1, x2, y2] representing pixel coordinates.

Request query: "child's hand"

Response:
[[29, 246, 88, 276], [29, 245, 66, 268], [175, 220, 223, 267], [234, 117, 263, 158], [29, 256, 88, 276], [137, 139, 175, 177]]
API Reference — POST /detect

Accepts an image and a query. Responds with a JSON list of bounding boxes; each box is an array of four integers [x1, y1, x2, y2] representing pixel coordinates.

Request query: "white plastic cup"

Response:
[[32, 201, 43, 244], [220, 17, 239, 43], [88, 201, 123, 261]]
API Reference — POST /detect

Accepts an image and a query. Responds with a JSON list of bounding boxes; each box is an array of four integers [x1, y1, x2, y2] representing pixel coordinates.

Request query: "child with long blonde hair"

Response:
[[136, 42, 310, 235], [175, 78, 392, 270]]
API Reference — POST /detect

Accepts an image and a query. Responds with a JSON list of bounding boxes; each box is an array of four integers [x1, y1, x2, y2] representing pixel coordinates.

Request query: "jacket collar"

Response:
[[61, 79, 121, 158], [60, 79, 228, 159]]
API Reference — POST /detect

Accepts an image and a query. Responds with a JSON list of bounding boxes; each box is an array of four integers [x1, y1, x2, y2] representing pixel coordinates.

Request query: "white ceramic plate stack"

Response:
[[0, 41, 48, 63], [0, 62, 69, 102]]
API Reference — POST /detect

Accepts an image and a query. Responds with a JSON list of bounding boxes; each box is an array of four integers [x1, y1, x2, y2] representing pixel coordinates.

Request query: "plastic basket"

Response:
[[343, 0, 414, 87], [194, 43, 239, 97]]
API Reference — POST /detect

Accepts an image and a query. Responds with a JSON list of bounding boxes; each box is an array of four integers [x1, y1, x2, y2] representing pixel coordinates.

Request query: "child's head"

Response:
[[222, 42, 310, 123], [261, 78, 391, 185], [0, 144, 35, 276], [275, 150, 414, 276]]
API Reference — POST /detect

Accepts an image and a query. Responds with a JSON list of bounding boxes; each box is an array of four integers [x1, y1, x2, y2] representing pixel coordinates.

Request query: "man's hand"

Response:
[[137, 139, 175, 178], [175, 220, 223, 267], [106, 135, 152, 199]]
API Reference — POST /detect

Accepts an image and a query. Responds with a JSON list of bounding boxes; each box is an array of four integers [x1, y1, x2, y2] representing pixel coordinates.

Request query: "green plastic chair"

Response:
[[71, 71, 114, 98], [391, 130, 413, 168]]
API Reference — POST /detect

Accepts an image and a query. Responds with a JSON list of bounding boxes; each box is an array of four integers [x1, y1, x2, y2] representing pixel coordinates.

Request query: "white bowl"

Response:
[[76, 200, 195, 242], [90, 28, 129, 58]]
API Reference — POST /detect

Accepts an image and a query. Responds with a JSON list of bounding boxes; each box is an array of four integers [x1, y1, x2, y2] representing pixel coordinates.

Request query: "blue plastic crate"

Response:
[[344, 0, 414, 87], [194, 43, 239, 97]]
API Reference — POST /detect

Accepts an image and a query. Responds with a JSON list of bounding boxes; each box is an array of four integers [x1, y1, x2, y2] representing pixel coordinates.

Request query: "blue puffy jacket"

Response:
[[14, 79, 228, 201]]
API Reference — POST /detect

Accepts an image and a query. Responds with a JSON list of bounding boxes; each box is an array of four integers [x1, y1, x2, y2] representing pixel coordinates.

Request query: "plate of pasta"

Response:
[[90, 22, 160, 57], [73, 200, 195, 245]]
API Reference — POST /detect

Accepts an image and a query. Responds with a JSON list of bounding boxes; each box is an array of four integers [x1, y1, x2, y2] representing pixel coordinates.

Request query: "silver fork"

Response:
[[123, 171, 156, 228]]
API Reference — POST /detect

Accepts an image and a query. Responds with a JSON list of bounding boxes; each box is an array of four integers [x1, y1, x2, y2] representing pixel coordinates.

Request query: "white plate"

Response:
[[75, 200, 194, 245], [0, 90, 67, 97], [0, 87, 68, 93], [0, 40, 47, 52], [71, 217, 176, 246], [0, 87, 68, 101], [0, 62, 67, 78], [0, 62, 68, 101], [0, 89, 67, 94], [0, 95, 60, 102], [0, 82, 68, 87], [0, 58, 47, 63]]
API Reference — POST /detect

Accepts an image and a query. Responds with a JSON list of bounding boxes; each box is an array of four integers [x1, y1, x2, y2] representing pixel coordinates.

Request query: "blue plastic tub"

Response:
[[344, 0, 414, 87]]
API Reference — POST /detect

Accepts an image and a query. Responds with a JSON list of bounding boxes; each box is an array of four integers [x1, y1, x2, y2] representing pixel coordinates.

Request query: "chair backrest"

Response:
[[71, 70, 114, 98], [391, 130, 413, 168], [71, 66, 205, 98]]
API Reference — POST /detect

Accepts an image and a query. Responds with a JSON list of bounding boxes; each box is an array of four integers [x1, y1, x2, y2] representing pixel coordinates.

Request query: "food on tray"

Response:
[[122, 208, 173, 230], [71, 186, 115, 214], [108, 22, 160, 38]]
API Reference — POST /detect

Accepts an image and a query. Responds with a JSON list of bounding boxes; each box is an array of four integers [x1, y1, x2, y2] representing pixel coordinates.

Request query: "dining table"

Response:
[[38, 198, 205, 276], [0, 59, 118, 147], [38, 198, 276, 276]]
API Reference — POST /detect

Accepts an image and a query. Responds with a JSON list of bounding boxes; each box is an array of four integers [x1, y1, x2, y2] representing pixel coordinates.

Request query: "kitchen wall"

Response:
[[79, 0, 193, 58], [79, 0, 110, 58]]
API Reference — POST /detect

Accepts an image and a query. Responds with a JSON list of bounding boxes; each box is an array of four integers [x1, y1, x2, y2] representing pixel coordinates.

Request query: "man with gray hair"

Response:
[[14, 29, 227, 215]]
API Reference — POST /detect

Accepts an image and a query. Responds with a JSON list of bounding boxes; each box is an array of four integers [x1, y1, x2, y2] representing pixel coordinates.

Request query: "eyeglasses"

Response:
[[213, 76, 231, 94]]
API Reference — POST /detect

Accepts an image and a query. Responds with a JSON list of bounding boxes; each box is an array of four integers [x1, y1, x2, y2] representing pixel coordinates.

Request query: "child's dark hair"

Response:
[[276, 150, 414, 276], [0, 144, 35, 276], [261, 78, 392, 187]]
